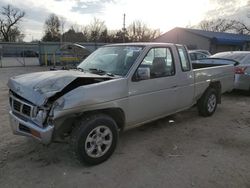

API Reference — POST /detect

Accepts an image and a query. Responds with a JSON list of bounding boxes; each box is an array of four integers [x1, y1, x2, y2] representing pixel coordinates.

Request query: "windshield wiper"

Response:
[[88, 68, 115, 77], [77, 67, 84, 72]]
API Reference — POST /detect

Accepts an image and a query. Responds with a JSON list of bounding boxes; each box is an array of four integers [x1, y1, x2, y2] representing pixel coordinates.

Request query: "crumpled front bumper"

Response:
[[9, 111, 54, 144]]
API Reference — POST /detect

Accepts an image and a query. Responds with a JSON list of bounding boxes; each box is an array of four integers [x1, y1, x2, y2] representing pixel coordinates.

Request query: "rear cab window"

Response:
[[177, 46, 191, 71]]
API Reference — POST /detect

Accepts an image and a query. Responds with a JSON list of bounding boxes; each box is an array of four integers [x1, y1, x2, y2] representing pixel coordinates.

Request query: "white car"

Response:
[[211, 51, 250, 92], [189, 51, 209, 61]]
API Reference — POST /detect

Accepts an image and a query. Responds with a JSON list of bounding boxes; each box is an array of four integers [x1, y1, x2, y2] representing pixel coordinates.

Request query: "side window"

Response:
[[196, 53, 206, 60], [138, 47, 175, 79], [189, 53, 196, 61], [177, 46, 191, 71]]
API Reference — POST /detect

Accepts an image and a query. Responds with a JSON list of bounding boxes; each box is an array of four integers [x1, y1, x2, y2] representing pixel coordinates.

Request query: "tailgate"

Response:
[[193, 64, 234, 99]]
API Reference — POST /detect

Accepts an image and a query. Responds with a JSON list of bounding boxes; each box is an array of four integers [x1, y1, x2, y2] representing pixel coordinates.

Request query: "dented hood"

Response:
[[8, 70, 112, 106]]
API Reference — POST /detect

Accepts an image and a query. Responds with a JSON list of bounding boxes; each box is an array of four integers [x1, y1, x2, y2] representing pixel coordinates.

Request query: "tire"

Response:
[[70, 114, 118, 165], [197, 88, 218, 117]]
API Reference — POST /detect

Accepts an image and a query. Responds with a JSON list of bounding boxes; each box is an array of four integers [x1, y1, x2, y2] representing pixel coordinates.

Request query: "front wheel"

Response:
[[70, 114, 118, 165], [197, 88, 218, 117]]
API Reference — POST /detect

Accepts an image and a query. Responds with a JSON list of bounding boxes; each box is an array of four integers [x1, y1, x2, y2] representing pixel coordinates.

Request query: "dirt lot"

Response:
[[0, 66, 250, 188]]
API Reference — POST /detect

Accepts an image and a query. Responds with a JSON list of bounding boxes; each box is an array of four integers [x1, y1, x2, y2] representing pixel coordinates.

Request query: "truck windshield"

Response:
[[77, 45, 144, 76]]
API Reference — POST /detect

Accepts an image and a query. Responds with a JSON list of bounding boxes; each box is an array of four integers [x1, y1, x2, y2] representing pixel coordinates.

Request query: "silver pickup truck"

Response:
[[8, 43, 234, 165]]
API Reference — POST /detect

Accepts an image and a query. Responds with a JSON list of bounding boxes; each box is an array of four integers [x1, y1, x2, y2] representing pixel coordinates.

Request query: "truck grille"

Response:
[[13, 100, 21, 111], [9, 95, 35, 118]]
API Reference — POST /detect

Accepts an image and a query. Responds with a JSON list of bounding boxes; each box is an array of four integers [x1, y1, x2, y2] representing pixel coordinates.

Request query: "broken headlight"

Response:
[[33, 107, 48, 127]]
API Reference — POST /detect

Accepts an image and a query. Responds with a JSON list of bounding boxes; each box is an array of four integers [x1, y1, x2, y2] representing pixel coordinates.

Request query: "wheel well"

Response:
[[208, 81, 221, 103], [81, 108, 126, 131], [54, 108, 125, 141]]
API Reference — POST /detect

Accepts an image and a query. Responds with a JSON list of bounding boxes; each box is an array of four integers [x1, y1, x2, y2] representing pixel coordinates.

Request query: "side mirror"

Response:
[[133, 67, 150, 81]]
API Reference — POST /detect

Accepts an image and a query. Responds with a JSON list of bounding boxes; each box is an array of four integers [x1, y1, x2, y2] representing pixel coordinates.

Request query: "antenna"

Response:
[[123, 13, 126, 31], [122, 13, 126, 42]]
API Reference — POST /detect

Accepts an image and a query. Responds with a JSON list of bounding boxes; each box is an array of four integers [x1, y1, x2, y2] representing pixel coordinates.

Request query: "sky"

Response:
[[0, 0, 249, 41]]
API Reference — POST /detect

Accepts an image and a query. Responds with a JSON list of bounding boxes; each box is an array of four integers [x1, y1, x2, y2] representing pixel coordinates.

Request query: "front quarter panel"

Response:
[[52, 78, 129, 119]]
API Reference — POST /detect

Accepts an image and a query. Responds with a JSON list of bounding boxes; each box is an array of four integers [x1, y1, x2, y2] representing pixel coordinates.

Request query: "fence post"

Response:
[[38, 41, 42, 66], [22, 46, 25, 67], [45, 52, 48, 66], [0, 45, 2, 68], [53, 53, 56, 67], [0, 56, 2, 68]]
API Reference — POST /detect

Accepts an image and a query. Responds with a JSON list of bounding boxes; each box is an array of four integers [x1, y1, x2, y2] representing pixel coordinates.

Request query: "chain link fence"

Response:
[[0, 43, 39, 67], [0, 42, 105, 68]]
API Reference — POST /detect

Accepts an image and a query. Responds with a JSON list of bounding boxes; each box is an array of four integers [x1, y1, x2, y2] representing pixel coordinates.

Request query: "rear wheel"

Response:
[[198, 88, 218, 117], [70, 114, 118, 165]]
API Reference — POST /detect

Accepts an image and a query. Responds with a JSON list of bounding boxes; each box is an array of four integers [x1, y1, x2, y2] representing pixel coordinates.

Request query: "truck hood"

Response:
[[8, 70, 113, 106]]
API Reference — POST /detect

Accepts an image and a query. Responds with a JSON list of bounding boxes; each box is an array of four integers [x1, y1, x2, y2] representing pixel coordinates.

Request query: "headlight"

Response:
[[33, 108, 47, 127], [36, 110, 47, 123]]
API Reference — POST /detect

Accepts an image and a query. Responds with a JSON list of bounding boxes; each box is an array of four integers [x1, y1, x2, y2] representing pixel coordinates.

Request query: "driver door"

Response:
[[127, 47, 178, 126]]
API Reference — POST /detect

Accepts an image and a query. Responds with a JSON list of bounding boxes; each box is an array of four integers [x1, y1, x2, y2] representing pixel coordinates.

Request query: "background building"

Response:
[[154, 27, 250, 54]]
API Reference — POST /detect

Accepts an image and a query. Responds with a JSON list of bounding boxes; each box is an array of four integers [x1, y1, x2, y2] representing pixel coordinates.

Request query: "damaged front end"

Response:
[[8, 70, 113, 144], [9, 91, 54, 144]]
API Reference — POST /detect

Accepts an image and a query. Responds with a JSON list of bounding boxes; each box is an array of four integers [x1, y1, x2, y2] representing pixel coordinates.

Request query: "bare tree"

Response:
[[192, 18, 250, 34], [61, 19, 160, 43], [42, 14, 61, 41], [127, 20, 160, 42], [82, 25, 89, 40], [0, 4, 25, 42], [88, 18, 107, 42], [196, 19, 237, 32], [232, 21, 250, 34]]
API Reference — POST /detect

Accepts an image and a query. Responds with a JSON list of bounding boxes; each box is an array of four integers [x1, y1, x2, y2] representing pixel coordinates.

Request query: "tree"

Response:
[[88, 18, 107, 42], [196, 19, 237, 32], [63, 26, 87, 42], [8, 27, 24, 42], [59, 18, 160, 43], [231, 21, 250, 35], [127, 20, 160, 42], [42, 14, 61, 41], [193, 18, 250, 34], [109, 30, 129, 43], [0, 4, 25, 42]]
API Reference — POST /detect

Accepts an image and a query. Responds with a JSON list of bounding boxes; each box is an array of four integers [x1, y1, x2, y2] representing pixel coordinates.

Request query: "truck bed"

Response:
[[193, 63, 234, 100], [192, 58, 238, 69], [192, 62, 228, 69]]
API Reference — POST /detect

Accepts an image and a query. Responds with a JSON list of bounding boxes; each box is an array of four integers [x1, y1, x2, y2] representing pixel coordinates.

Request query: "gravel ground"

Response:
[[0, 66, 250, 188]]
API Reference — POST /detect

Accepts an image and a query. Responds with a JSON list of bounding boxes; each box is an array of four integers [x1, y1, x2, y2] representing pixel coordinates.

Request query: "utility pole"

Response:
[[122, 13, 126, 43]]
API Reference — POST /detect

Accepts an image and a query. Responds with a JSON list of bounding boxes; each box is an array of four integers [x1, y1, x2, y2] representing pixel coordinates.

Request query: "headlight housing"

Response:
[[33, 107, 47, 127]]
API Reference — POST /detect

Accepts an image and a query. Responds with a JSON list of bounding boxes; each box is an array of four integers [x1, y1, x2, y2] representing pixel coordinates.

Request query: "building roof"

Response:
[[157, 27, 250, 45], [183, 27, 250, 45]]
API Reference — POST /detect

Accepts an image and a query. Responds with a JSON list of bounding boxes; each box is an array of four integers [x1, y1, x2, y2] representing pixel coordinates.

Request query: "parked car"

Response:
[[7, 43, 234, 165], [209, 51, 250, 92], [189, 51, 209, 61], [20, 50, 39, 57], [189, 49, 211, 56]]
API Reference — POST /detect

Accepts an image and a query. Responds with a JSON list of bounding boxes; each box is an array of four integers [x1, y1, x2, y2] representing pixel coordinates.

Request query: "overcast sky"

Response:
[[0, 0, 249, 41]]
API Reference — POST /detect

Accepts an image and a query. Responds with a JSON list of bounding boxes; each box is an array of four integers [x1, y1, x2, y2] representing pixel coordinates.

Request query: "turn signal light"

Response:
[[31, 129, 41, 138]]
